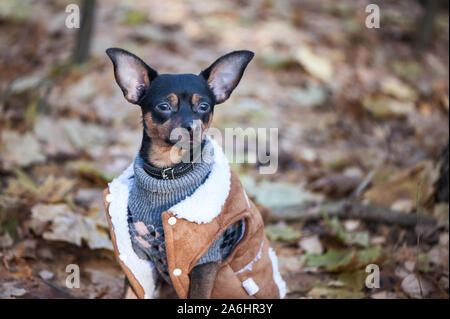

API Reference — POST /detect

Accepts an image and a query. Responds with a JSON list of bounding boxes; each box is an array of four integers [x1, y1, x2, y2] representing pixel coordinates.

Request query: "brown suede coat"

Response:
[[103, 170, 285, 299]]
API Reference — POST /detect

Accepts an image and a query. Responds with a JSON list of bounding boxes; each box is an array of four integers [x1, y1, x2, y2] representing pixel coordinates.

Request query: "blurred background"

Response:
[[0, 0, 448, 299]]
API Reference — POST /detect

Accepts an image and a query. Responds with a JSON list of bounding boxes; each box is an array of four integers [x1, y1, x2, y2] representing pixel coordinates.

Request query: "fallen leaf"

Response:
[[4, 173, 76, 204], [343, 220, 360, 232], [433, 203, 449, 227], [0, 130, 45, 170], [85, 268, 124, 299], [67, 161, 116, 183], [0, 232, 14, 248], [305, 246, 382, 272], [295, 47, 334, 82], [285, 273, 316, 294], [309, 173, 361, 198], [290, 83, 327, 108], [307, 286, 364, 299], [325, 217, 370, 247], [0, 282, 27, 299], [401, 274, 434, 299], [122, 9, 148, 25], [370, 291, 399, 299], [395, 266, 410, 279], [9, 72, 44, 94], [277, 255, 306, 274], [357, 246, 384, 265], [34, 117, 110, 158], [427, 243, 449, 270], [337, 270, 367, 291], [9, 239, 37, 259], [265, 222, 301, 242], [381, 77, 417, 101], [30, 203, 113, 250], [34, 175, 76, 203], [299, 236, 323, 255], [12, 169, 38, 192], [39, 270, 54, 280], [392, 60, 422, 80], [362, 96, 415, 118], [305, 249, 358, 272], [241, 176, 321, 209], [364, 161, 439, 209], [261, 53, 292, 71], [404, 261, 415, 272], [391, 199, 414, 213]]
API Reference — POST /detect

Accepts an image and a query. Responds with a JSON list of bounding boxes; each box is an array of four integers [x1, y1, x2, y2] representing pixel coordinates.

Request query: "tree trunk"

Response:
[[435, 143, 449, 203], [415, 0, 441, 49], [73, 0, 97, 64]]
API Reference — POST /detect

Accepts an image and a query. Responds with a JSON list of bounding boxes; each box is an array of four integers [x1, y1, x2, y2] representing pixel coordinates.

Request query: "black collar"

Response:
[[141, 142, 206, 180], [142, 141, 207, 180], [142, 160, 196, 180]]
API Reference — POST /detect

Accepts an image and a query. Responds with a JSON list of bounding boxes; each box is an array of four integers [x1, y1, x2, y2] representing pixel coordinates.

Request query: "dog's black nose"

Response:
[[182, 121, 195, 134]]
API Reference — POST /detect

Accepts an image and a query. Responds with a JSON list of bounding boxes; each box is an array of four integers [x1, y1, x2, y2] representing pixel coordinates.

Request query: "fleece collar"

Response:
[[169, 138, 231, 224], [107, 164, 157, 299]]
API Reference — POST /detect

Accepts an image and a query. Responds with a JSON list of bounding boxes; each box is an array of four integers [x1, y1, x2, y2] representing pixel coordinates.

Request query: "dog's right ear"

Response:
[[200, 50, 254, 104], [106, 48, 158, 104]]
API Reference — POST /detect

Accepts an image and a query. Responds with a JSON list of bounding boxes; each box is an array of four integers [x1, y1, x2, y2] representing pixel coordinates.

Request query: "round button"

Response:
[[173, 268, 182, 276], [168, 217, 177, 225], [106, 194, 114, 203]]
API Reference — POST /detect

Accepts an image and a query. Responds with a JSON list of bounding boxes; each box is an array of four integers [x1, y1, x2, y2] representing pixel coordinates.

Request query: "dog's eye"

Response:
[[155, 103, 171, 112], [198, 102, 210, 112]]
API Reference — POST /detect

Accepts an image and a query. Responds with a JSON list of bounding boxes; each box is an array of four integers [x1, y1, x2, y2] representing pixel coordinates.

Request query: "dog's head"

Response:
[[106, 48, 254, 151]]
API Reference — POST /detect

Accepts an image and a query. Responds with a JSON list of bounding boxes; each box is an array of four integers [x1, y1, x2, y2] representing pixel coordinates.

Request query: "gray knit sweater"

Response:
[[127, 141, 244, 284]]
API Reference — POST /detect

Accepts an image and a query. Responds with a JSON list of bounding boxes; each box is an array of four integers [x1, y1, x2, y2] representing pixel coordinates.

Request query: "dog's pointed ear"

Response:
[[106, 48, 158, 104], [200, 50, 254, 104]]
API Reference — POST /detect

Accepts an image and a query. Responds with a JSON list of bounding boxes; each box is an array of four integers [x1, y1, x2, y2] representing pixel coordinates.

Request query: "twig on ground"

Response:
[[271, 200, 438, 228], [39, 278, 82, 299], [415, 181, 424, 297], [348, 169, 376, 201]]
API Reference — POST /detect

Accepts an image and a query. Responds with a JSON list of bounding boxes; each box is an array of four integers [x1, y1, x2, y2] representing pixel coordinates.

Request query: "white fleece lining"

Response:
[[243, 189, 251, 208], [235, 240, 264, 275], [170, 138, 231, 224], [268, 248, 287, 299], [108, 164, 158, 299]]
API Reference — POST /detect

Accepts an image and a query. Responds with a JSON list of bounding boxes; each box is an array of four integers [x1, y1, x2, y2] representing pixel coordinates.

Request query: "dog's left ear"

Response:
[[200, 50, 254, 104]]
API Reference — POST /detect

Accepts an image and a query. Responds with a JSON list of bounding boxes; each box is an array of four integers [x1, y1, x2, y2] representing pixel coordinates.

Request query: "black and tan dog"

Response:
[[103, 48, 286, 299]]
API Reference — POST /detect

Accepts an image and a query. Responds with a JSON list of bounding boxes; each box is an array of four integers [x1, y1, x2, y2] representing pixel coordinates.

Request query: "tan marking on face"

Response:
[[144, 113, 187, 168], [134, 222, 149, 235], [167, 93, 178, 106], [148, 143, 186, 168], [144, 113, 158, 140], [135, 236, 151, 248], [201, 113, 213, 131], [191, 93, 201, 105]]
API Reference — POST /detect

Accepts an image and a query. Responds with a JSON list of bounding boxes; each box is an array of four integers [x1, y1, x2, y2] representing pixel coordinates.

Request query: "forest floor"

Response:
[[0, 0, 449, 299]]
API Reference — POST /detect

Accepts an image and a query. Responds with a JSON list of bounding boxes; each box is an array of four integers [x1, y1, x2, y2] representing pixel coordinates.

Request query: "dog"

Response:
[[103, 48, 286, 299]]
